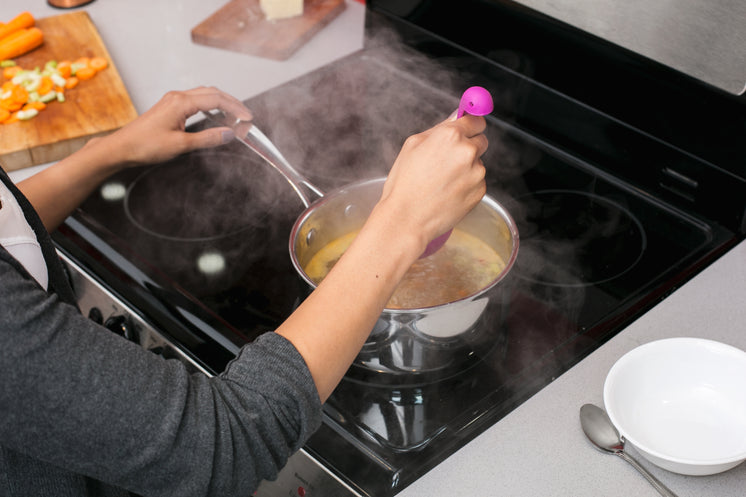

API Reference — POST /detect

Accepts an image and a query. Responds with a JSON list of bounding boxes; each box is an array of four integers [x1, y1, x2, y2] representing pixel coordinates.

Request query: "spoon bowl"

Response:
[[580, 404, 678, 497]]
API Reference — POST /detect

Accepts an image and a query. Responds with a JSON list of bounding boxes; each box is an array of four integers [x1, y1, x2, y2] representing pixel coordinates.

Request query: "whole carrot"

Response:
[[0, 12, 35, 41], [0, 27, 44, 60]]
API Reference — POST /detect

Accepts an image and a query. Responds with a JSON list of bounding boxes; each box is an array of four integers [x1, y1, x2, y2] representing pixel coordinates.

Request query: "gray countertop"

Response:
[[3, 2, 744, 496], [400, 239, 746, 497]]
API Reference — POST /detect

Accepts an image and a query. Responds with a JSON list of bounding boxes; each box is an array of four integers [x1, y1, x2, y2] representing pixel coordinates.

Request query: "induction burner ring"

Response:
[[512, 189, 647, 287], [124, 152, 273, 242]]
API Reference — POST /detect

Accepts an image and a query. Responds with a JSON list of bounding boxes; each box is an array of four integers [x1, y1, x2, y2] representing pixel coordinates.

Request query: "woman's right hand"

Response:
[[378, 114, 488, 255]]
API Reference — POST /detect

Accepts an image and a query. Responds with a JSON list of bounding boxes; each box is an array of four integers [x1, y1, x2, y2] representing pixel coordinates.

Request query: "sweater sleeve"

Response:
[[0, 252, 322, 497]]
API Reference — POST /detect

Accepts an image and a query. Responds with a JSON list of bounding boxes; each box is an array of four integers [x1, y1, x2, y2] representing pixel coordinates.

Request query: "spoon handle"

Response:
[[616, 451, 679, 497]]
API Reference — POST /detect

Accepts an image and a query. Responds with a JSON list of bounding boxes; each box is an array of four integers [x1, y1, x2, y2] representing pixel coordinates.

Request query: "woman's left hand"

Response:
[[16, 87, 252, 231], [105, 86, 252, 166]]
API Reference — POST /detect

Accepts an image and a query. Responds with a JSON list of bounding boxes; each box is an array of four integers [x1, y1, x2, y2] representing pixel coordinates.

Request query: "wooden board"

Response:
[[191, 0, 346, 61], [1, 11, 138, 172]]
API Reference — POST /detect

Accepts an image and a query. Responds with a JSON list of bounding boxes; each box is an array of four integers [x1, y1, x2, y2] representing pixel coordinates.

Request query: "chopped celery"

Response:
[[40, 91, 57, 103], [17, 109, 39, 120], [70, 62, 86, 75], [51, 73, 67, 87]]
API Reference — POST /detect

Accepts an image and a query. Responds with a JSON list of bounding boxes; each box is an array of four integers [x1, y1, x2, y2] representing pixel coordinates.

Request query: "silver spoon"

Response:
[[580, 404, 679, 497]]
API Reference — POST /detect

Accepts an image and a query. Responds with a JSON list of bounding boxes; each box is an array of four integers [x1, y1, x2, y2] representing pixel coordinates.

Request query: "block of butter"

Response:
[[260, 0, 304, 20]]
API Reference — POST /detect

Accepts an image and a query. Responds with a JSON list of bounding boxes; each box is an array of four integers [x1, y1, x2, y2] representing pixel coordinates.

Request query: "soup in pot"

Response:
[[303, 228, 506, 309]]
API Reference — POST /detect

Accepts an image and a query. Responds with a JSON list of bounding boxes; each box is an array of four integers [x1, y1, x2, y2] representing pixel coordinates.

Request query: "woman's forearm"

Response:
[[16, 135, 127, 231], [276, 199, 424, 402]]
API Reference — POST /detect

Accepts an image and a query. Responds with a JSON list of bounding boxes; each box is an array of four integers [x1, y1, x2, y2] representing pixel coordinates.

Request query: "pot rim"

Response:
[[288, 177, 520, 312]]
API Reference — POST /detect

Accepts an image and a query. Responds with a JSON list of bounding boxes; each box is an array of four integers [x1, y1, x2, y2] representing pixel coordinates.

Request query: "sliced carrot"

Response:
[[0, 107, 10, 123], [37, 75, 53, 95], [89, 57, 108, 72], [74, 56, 90, 67], [64, 76, 78, 89], [0, 99, 22, 111], [4, 112, 20, 124], [2, 64, 20, 79], [75, 66, 96, 80], [24, 101, 45, 111], [57, 60, 71, 78], [10, 84, 28, 103]]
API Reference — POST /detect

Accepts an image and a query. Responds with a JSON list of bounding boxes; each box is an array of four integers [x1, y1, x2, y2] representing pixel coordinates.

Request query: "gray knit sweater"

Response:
[[0, 168, 322, 497]]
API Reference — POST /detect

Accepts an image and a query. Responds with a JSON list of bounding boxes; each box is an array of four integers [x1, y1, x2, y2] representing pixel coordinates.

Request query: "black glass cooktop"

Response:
[[53, 10, 742, 497]]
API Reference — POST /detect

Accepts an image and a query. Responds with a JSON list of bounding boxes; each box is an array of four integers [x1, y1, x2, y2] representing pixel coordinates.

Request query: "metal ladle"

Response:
[[580, 404, 679, 497]]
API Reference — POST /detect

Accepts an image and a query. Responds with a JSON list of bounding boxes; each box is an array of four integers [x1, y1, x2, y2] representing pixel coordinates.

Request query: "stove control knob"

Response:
[[104, 315, 137, 343], [88, 307, 104, 325], [148, 345, 178, 360]]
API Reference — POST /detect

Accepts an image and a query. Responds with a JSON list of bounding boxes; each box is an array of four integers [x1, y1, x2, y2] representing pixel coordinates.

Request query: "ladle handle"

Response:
[[202, 110, 323, 208], [616, 452, 679, 497]]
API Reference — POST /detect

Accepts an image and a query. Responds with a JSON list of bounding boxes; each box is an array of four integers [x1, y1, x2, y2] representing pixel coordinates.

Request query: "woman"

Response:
[[0, 86, 487, 496]]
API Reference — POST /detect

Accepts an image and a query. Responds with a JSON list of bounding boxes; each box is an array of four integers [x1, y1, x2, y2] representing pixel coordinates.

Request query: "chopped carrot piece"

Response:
[[75, 66, 96, 80], [4, 112, 19, 124], [57, 60, 71, 78], [0, 98, 22, 111], [10, 84, 28, 103], [89, 57, 108, 72], [64, 76, 78, 89], [38, 75, 53, 95], [74, 56, 90, 67], [3, 65, 21, 79], [24, 101, 45, 111], [0, 107, 10, 122]]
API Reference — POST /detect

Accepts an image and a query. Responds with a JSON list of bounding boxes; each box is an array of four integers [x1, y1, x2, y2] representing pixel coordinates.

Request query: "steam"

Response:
[[242, 26, 467, 192]]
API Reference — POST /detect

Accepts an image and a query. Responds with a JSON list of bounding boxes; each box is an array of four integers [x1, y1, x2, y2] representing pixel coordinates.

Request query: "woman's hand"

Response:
[[105, 86, 252, 166], [378, 114, 488, 254], [17, 87, 251, 231]]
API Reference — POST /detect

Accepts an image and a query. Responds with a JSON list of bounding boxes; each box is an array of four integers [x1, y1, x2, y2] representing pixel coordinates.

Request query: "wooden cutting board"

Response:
[[191, 0, 346, 60], [0, 11, 138, 172]]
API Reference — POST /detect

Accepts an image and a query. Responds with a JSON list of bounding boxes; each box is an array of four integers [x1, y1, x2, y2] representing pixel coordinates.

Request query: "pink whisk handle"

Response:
[[421, 86, 493, 258]]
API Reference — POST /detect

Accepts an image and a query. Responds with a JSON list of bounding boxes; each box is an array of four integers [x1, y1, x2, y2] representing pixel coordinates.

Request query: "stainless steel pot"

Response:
[[290, 178, 519, 379], [205, 111, 519, 380]]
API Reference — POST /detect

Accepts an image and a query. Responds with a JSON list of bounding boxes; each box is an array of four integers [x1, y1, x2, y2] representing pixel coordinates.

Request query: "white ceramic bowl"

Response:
[[604, 337, 746, 475]]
